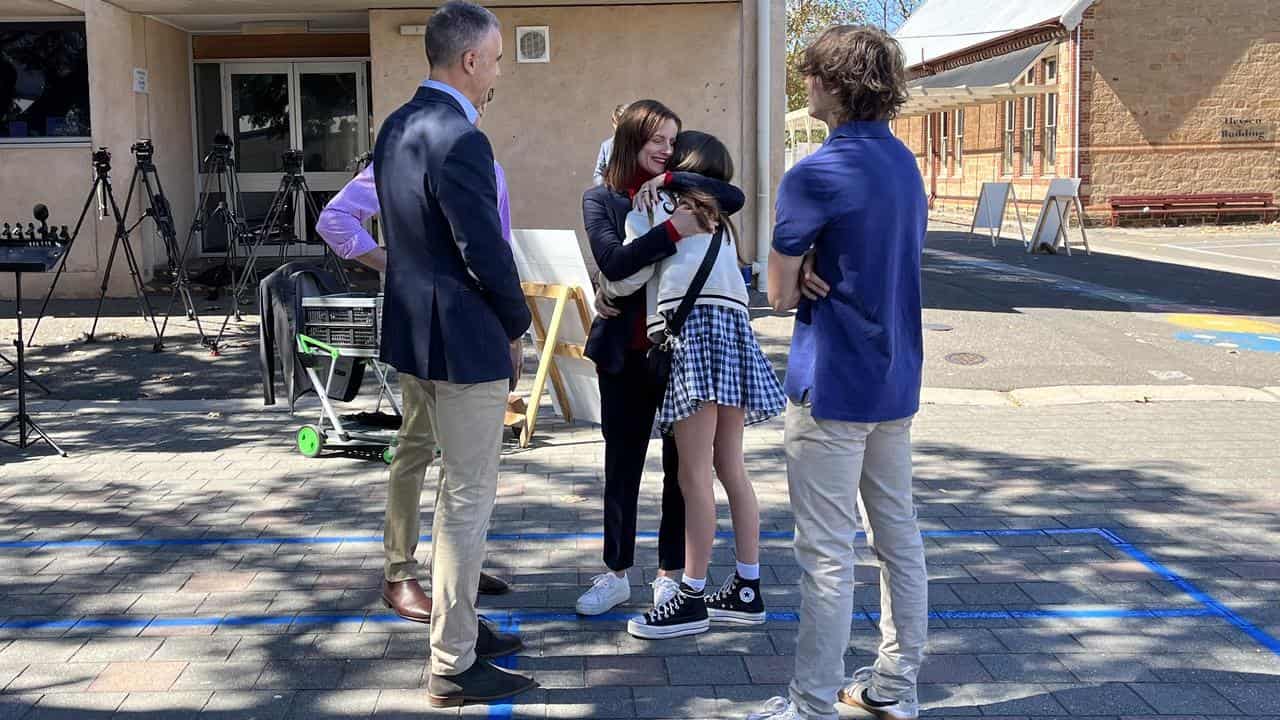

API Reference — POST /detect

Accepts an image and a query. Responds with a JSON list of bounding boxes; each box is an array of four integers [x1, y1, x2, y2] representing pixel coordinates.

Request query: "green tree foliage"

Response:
[[786, 0, 864, 112], [785, 0, 924, 112]]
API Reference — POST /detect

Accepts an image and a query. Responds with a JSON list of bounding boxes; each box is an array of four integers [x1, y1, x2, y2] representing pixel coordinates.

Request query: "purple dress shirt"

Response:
[[316, 161, 513, 259]]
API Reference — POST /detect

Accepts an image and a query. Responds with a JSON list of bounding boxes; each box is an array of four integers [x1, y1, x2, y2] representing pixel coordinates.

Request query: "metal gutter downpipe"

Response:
[[1074, 24, 1082, 179], [754, 0, 772, 289]]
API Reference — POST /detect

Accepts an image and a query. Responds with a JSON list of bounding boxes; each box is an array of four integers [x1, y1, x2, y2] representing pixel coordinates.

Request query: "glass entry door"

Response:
[[215, 61, 368, 256]]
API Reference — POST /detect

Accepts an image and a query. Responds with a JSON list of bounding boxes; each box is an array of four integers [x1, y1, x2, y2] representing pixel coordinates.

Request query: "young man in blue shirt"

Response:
[[750, 25, 928, 720]]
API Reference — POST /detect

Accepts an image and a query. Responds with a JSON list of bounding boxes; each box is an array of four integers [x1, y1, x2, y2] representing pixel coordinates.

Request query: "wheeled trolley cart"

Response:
[[294, 294, 401, 463]]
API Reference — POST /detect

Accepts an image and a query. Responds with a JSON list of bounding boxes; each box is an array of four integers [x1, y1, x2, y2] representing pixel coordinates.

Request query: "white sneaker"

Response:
[[746, 696, 800, 720], [838, 666, 920, 720], [575, 572, 631, 616], [651, 575, 680, 608]]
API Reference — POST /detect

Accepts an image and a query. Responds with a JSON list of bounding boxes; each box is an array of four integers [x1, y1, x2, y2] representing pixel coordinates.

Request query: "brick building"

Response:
[[890, 0, 1280, 223]]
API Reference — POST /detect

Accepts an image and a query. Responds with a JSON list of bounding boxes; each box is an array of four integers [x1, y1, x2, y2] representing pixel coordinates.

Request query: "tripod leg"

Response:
[[120, 234, 165, 352], [88, 165, 153, 344], [302, 186, 350, 289], [0, 356, 53, 395], [181, 282, 208, 345], [28, 176, 103, 346], [162, 170, 214, 332], [278, 183, 292, 261], [20, 414, 67, 456], [207, 207, 239, 354], [219, 205, 243, 323], [87, 225, 126, 343], [144, 167, 205, 348], [208, 171, 245, 349], [210, 203, 252, 352], [236, 179, 291, 305]]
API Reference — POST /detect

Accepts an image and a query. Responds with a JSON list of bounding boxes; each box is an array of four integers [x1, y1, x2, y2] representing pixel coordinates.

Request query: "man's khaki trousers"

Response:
[[386, 372, 507, 677]]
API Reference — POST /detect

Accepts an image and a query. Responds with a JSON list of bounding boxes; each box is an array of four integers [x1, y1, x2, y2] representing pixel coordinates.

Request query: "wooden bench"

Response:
[[1109, 193, 1278, 226]]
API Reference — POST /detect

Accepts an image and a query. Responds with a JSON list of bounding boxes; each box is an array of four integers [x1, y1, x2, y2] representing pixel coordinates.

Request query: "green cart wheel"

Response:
[[381, 446, 396, 465], [297, 425, 324, 458]]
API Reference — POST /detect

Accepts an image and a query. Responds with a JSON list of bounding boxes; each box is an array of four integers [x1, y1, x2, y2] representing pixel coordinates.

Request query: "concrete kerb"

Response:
[[5, 385, 1280, 417], [919, 387, 1012, 406], [1006, 384, 1280, 406]]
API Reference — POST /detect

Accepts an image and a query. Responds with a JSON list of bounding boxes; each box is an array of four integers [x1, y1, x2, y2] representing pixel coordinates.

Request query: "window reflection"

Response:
[[0, 22, 91, 140], [301, 73, 359, 172], [231, 73, 290, 173]]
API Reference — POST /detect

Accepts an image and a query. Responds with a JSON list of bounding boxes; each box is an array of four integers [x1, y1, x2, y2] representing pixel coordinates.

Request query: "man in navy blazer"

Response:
[[373, 0, 534, 708]]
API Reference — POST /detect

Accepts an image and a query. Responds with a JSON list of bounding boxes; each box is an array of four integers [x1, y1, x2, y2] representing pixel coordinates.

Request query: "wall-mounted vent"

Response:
[[516, 26, 550, 63]]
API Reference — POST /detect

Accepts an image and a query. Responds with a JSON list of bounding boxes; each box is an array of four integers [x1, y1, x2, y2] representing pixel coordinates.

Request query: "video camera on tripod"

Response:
[[131, 139, 155, 164], [282, 149, 305, 176], [29, 139, 207, 352], [204, 131, 235, 171], [207, 144, 349, 350], [92, 147, 113, 173]]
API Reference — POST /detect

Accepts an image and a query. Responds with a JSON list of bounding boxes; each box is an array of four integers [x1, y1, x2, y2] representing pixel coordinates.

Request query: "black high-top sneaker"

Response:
[[627, 582, 710, 639], [705, 573, 766, 625]]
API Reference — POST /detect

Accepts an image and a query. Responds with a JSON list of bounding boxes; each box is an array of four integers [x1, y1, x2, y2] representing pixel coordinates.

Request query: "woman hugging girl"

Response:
[[599, 130, 786, 640]]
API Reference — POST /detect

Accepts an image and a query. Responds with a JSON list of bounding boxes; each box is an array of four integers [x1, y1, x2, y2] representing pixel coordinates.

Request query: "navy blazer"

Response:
[[375, 86, 531, 384], [583, 173, 746, 375]]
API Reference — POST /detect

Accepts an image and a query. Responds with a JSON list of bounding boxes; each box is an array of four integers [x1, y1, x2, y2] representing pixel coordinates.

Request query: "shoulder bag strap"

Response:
[[665, 226, 724, 339]]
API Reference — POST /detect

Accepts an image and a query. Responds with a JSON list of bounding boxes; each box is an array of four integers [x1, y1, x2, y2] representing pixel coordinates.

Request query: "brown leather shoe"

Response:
[[478, 572, 511, 596], [382, 579, 432, 623]]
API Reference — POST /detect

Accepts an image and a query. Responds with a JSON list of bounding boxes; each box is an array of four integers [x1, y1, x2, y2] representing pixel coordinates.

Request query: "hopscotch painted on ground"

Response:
[[2, 527, 1278, 659]]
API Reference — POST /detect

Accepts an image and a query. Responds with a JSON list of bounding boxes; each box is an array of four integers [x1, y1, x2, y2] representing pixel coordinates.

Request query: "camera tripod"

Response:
[[208, 152, 348, 351], [28, 147, 165, 352], [167, 134, 248, 352], [129, 141, 208, 347]]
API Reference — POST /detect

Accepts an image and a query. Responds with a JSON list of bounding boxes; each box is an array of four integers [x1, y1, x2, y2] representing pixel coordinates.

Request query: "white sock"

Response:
[[682, 574, 706, 593], [736, 562, 760, 581]]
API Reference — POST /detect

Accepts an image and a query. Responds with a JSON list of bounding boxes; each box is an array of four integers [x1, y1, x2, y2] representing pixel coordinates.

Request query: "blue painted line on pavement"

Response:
[[1099, 528, 1280, 658], [0, 526, 1092, 551], [5, 525, 1274, 659], [0, 606, 1217, 634], [487, 616, 521, 720]]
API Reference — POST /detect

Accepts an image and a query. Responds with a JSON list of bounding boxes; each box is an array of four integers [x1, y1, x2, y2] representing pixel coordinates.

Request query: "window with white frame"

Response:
[[1022, 95, 1036, 174], [955, 109, 965, 168], [940, 111, 949, 175], [1044, 93, 1058, 173], [1002, 100, 1016, 174], [0, 22, 91, 141], [924, 113, 933, 175], [1045, 58, 1058, 83]]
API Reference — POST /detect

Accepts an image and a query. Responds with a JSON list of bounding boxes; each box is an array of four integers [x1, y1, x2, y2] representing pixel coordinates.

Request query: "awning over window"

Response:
[[900, 41, 1057, 117]]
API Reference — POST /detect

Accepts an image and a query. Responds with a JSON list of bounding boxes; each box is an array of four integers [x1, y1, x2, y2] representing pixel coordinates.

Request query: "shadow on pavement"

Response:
[[925, 229, 1280, 317], [1, 408, 1278, 716]]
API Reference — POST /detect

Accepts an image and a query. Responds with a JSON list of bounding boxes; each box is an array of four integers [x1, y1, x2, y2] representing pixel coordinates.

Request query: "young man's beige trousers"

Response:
[[785, 402, 928, 719]]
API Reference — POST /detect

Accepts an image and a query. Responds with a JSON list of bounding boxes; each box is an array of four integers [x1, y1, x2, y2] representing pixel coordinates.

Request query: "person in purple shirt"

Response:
[[314, 100, 519, 612], [315, 155, 512, 273]]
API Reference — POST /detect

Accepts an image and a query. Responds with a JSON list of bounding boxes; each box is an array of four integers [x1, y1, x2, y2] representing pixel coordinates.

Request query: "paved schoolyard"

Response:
[[2, 396, 1279, 719]]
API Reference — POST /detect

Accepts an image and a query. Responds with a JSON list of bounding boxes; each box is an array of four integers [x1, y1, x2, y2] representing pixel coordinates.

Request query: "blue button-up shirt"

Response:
[[772, 120, 927, 423], [421, 79, 479, 125]]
